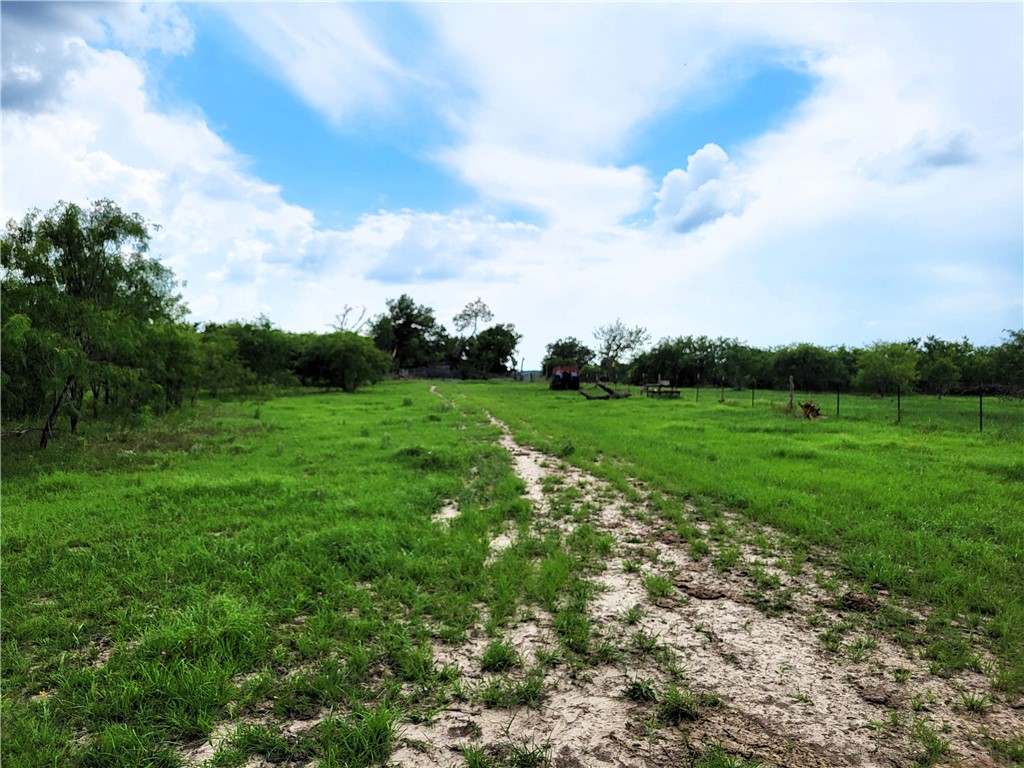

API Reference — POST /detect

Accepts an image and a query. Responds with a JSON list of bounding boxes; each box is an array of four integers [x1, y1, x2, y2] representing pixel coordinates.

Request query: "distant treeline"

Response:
[[543, 332, 1023, 397], [2, 199, 1021, 447], [626, 334, 1023, 396]]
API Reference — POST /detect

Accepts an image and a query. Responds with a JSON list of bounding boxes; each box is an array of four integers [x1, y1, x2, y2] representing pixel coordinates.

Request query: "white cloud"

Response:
[[422, 4, 719, 160], [442, 145, 652, 231], [3, 2, 1019, 369], [655, 144, 752, 234], [1, 2, 192, 112], [357, 210, 540, 283], [219, 4, 401, 126]]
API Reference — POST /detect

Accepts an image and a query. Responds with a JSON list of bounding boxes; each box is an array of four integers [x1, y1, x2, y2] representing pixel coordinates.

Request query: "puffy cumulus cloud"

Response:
[[1, 2, 192, 113], [219, 3, 402, 126], [654, 144, 752, 234]]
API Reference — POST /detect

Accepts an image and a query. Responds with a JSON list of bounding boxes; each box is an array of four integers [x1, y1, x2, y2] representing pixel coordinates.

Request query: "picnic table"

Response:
[[644, 381, 681, 398]]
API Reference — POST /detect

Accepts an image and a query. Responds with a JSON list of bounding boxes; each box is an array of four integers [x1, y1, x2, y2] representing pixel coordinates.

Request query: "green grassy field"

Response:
[[443, 381, 1024, 690], [2, 387, 535, 767], [2, 381, 1022, 767]]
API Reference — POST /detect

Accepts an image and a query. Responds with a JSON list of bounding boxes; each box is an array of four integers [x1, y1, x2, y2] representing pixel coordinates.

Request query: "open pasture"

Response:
[[2, 381, 1022, 767], [451, 382, 1024, 683]]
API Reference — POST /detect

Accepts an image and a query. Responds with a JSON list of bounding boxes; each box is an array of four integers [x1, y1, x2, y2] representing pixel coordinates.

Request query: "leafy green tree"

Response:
[[594, 319, 650, 382], [854, 341, 920, 396], [2, 200, 188, 445], [208, 316, 299, 386], [197, 324, 256, 397], [370, 295, 446, 372], [452, 297, 494, 338], [450, 297, 494, 370], [463, 324, 522, 377], [296, 332, 390, 392], [771, 343, 850, 392], [542, 337, 596, 376], [719, 341, 774, 389], [630, 335, 726, 387], [991, 329, 1024, 390]]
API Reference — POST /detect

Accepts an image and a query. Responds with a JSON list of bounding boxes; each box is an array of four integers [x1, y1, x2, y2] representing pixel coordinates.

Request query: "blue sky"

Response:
[[3, 2, 1021, 368]]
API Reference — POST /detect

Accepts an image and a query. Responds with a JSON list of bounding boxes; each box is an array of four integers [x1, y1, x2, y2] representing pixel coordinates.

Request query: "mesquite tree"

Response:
[[2, 200, 189, 446]]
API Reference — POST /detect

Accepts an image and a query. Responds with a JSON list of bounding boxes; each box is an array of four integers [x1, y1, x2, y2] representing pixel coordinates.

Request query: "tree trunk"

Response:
[[69, 381, 84, 433], [40, 376, 74, 448]]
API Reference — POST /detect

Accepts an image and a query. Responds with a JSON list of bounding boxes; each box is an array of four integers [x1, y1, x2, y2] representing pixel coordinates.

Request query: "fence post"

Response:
[[897, 385, 902, 425], [751, 387, 755, 407], [979, 392, 984, 433], [836, 389, 840, 419], [696, 373, 700, 402]]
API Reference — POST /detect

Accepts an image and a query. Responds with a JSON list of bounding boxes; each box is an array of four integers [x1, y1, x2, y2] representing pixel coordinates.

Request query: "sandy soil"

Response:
[[390, 405, 1022, 768]]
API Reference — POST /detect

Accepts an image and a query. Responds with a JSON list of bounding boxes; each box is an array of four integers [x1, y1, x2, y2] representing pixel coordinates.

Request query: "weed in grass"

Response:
[[307, 705, 397, 767], [623, 678, 658, 702], [847, 636, 878, 663], [819, 622, 849, 654], [688, 539, 711, 561], [911, 718, 950, 766], [747, 564, 782, 589], [553, 605, 591, 656], [958, 690, 991, 714], [481, 740, 552, 768], [230, 723, 293, 762], [982, 734, 1024, 764], [642, 574, 674, 602], [478, 668, 546, 709], [893, 667, 912, 683], [791, 689, 812, 704], [460, 744, 489, 768], [567, 524, 615, 564], [785, 548, 808, 576], [713, 544, 742, 573], [621, 606, 644, 625], [694, 743, 763, 768], [923, 634, 981, 677], [657, 683, 701, 724], [593, 639, 620, 664], [749, 587, 795, 617], [481, 641, 520, 673], [73, 723, 181, 768], [630, 629, 661, 657]]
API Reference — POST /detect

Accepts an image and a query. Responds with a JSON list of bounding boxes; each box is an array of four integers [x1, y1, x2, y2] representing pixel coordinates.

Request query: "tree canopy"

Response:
[[542, 337, 596, 376], [594, 319, 650, 382], [370, 294, 446, 372], [2, 200, 189, 445]]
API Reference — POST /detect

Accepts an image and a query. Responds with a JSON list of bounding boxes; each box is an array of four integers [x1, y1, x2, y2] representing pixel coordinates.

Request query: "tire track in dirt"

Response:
[[395, 401, 1021, 767]]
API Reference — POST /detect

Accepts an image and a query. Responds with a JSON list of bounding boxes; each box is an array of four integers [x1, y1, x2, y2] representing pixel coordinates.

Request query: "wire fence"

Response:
[[692, 385, 1024, 436]]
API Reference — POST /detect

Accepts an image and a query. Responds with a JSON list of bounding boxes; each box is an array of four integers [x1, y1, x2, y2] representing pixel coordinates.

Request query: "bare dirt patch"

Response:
[[394, 407, 1022, 767], [432, 500, 462, 527]]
